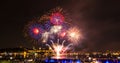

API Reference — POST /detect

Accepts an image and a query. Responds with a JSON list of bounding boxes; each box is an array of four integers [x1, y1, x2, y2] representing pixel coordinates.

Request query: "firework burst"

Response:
[[50, 12, 64, 25], [67, 27, 82, 43], [24, 21, 44, 41]]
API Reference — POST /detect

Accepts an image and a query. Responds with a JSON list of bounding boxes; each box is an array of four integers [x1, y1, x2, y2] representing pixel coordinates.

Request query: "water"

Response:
[[45, 59, 81, 63], [1, 59, 120, 63], [44, 59, 120, 63]]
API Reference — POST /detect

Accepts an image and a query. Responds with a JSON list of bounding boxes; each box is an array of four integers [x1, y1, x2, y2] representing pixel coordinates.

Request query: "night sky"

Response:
[[0, 0, 120, 51]]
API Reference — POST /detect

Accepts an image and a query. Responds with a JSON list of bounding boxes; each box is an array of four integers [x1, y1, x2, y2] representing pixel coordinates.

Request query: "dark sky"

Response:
[[0, 0, 120, 51]]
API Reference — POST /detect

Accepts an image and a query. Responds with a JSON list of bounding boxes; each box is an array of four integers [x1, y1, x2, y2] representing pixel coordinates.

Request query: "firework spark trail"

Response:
[[57, 39, 59, 44], [62, 40, 66, 46], [46, 44, 54, 52], [50, 40, 55, 46], [42, 32, 49, 43], [46, 39, 73, 58], [62, 43, 73, 53]]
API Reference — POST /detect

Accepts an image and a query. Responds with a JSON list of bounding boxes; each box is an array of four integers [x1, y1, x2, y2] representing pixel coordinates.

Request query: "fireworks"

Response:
[[33, 28, 39, 35], [24, 7, 83, 45], [41, 32, 49, 43], [50, 12, 64, 25], [50, 25, 62, 34], [46, 39, 73, 59], [60, 32, 66, 38], [26, 23, 44, 40], [67, 27, 82, 43], [24, 7, 84, 58]]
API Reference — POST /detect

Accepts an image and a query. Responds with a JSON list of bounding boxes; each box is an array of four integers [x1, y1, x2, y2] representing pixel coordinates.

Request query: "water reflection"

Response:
[[1, 59, 120, 63], [44, 59, 120, 63], [45, 59, 81, 63]]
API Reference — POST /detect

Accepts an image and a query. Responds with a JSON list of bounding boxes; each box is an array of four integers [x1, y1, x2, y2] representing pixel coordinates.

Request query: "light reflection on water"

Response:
[[44, 59, 120, 63], [45, 59, 81, 63], [1, 59, 120, 63]]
